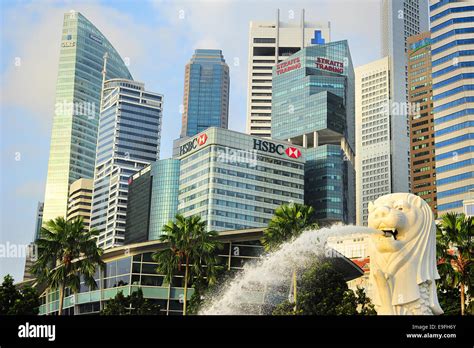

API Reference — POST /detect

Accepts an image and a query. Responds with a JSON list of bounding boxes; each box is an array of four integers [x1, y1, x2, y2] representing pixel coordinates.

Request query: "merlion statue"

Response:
[[367, 192, 443, 315]]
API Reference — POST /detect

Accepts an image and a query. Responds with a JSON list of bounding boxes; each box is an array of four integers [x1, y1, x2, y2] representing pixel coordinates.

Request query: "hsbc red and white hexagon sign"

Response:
[[197, 133, 208, 146], [285, 147, 301, 159]]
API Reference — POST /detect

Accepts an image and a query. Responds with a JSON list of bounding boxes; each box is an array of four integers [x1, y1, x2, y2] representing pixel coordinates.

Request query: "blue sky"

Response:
[[0, 0, 381, 281]]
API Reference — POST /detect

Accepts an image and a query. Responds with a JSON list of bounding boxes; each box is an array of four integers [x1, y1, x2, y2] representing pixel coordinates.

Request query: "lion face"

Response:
[[368, 193, 424, 254]]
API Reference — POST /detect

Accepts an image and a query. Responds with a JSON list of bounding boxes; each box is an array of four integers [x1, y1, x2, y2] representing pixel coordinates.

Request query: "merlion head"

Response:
[[367, 192, 442, 314], [368, 192, 431, 254]]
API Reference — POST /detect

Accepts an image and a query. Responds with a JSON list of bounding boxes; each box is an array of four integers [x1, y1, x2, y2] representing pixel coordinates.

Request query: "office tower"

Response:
[[430, 0, 474, 214], [67, 178, 93, 228], [42, 11, 132, 224], [271, 40, 356, 224], [90, 79, 163, 249], [407, 32, 437, 215], [176, 127, 305, 231], [380, 0, 430, 197], [33, 202, 44, 241], [246, 9, 330, 138], [181, 49, 230, 137], [355, 57, 394, 225], [126, 159, 180, 244]]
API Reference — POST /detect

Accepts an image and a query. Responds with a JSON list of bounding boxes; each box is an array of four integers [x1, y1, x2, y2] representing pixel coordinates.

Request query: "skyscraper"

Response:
[[379, 0, 429, 195], [33, 202, 44, 241], [355, 57, 393, 225], [42, 11, 132, 224], [90, 79, 163, 249], [430, 0, 474, 214], [407, 32, 437, 215], [67, 178, 93, 228], [176, 128, 305, 231], [126, 158, 180, 244], [181, 49, 229, 137], [271, 40, 356, 224], [246, 9, 330, 138]]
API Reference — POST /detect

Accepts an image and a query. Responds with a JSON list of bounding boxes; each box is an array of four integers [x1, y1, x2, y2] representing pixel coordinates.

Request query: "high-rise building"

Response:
[[271, 40, 356, 224], [245, 9, 330, 138], [355, 57, 395, 225], [67, 178, 93, 228], [25, 202, 44, 281], [42, 11, 132, 224], [33, 202, 44, 241], [181, 49, 229, 137], [379, 0, 429, 198], [176, 127, 305, 231], [407, 32, 437, 215], [126, 159, 180, 244], [430, 0, 474, 214], [90, 79, 163, 249]]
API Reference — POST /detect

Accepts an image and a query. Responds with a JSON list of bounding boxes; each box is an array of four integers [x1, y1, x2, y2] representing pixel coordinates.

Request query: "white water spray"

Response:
[[199, 225, 377, 315]]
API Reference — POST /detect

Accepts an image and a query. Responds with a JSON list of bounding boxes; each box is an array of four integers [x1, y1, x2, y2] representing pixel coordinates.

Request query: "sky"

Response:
[[0, 0, 381, 281]]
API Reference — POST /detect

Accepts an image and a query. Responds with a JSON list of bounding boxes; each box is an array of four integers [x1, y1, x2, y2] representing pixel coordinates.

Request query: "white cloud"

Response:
[[0, 2, 151, 132]]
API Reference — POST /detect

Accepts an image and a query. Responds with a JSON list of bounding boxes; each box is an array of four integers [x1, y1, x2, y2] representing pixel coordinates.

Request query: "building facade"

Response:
[[245, 9, 330, 138], [67, 178, 93, 228], [271, 40, 356, 224], [42, 11, 132, 224], [430, 0, 474, 214], [356, 57, 400, 225], [126, 158, 181, 244], [380, 0, 430, 197], [176, 127, 305, 231], [33, 202, 44, 241], [37, 228, 363, 315], [90, 79, 163, 249], [408, 32, 437, 215], [181, 49, 230, 138]]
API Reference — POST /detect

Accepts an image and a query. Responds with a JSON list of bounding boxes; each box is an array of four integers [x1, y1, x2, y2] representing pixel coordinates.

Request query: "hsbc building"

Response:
[[176, 127, 304, 231]]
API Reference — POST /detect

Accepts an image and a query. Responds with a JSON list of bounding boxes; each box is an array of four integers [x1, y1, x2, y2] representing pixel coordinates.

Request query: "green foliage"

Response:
[[152, 214, 222, 315], [31, 216, 104, 315], [0, 275, 40, 315], [437, 283, 462, 315], [272, 262, 375, 315], [436, 212, 473, 315], [101, 289, 161, 315], [262, 203, 317, 252]]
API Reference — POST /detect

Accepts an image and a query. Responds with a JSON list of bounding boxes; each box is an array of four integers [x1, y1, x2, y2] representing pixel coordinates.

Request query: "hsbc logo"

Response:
[[286, 147, 301, 159], [180, 133, 208, 156], [197, 133, 207, 145], [253, 139, 302, 159]]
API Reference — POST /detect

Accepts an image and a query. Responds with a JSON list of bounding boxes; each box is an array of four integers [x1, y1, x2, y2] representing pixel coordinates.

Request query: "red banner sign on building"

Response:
[[315, 57, 344, 74]]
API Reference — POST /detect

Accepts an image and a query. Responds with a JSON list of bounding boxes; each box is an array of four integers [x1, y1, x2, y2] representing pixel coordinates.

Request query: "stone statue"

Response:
[[367, 192, 443, 315]]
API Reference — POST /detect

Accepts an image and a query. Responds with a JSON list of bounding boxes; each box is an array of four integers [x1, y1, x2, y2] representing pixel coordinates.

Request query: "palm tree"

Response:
[[262, 203, 317, 252], [436, 212, 473, 315], [31, 217, 104, 315], [261, 203, 317, 309], [153, 214, 221, 315]]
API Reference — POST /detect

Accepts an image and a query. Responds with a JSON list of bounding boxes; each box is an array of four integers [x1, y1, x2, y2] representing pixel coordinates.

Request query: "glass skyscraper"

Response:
[[177, 127, 305, 231], [90, 79, 163, 249], [380, 0, 429, 195], [430, 0, 474, 214], [272, 40, 356, 224], [180, 49, 230, 137], [42, 12, 132, 224], [126, 158, 180, 243]]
